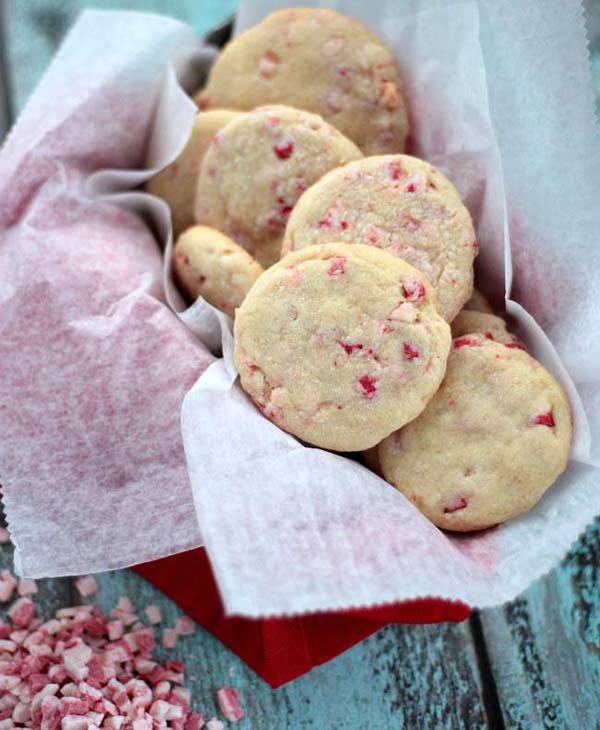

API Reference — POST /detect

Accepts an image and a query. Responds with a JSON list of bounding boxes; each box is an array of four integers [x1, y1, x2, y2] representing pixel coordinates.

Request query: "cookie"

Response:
[[282, 155, 476, 322], [234, 243, 451, 451], [195, 105, 361, 268], [196, 8, 409, 155], [147, 110, 241, 236], [173, 225, 263, 317], [378, 335, 572, 531], [464, 287, 493, 313], [451, 310, 525, 349]]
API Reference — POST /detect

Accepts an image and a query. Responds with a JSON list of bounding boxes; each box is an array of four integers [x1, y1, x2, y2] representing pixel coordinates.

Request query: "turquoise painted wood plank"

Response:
[[3, 0, 238, 115], [480, 519, 600, 730]]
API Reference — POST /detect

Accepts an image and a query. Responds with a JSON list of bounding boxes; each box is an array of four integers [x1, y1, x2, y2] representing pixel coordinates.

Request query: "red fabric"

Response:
[[134, 548, 470, 688]]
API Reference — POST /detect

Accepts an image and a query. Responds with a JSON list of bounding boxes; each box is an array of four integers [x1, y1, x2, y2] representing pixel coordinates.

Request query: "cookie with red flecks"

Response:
[[378, 334, 572, 531], [147, 110, 242, 236], [282, 155, 476, 322], [451, 310, 526, 349], [194, 105, 361, 268], [234, 243, 451, 451], [464, 287, 493, 313], [195, 8, 409, 155], [173, 225, 263, 317]]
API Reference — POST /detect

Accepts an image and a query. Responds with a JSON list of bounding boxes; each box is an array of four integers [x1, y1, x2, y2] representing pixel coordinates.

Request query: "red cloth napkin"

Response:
[[134, 548, 470, 687]]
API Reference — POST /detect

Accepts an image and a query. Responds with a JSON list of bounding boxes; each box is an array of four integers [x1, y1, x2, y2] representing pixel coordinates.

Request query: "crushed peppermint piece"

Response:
[[205, 719, 224, 730], [327, 257, 346, 276], [533, 412, 555, 427], [17, 579, 38, 596], [8, 597, 36, 628], [358, 375, 378, 399], [75, 576, 98, 597], [216, 687, 244, 722], [174, 617, 195, 636], [0, 570, 17, 603], [443, 495, 469, 514], [162, 629, 177, 649], [144, 606, 162, 625], [273, 142, 293, 159]]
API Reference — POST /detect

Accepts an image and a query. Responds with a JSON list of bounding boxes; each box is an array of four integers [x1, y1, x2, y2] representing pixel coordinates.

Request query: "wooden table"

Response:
[[1, 2, 599, 728]]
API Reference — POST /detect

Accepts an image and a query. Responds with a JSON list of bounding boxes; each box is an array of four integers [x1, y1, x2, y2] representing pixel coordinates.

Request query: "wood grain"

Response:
[[480, 519, 600, 730]]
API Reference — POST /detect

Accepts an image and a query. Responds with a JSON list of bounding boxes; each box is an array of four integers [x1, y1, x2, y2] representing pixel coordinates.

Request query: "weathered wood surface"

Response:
[[2, 2, 600, 728], [480, 519, 600, 730]]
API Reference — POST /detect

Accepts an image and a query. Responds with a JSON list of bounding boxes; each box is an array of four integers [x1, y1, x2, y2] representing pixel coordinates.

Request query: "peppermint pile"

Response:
[[0, 568, 245, 729]]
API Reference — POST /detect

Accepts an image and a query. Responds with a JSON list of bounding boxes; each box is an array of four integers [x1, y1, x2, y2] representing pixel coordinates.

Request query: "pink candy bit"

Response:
[[273, 142, 293, 160], [472, 240, 479, 256], [174, 617, 195, 637], [0, 527, 10, 543], [505, 339, 527, 351], [327, 257, 346, 276], [0, 569, 17, 603], [17, 578, 38, 596], [184, 713, 204, 730], [205, 719, 225, 730], [216, 687, 245, 723], [358, 375, 378, 399], [367, 228, 380, 244], [8, 597, 36, 628], [404, 182, 417, 193], [337, 341, 363, 356], [75, 576, 98, 598], [386, 161, 403, 180], [144, 606, 162, 625], [258, 50, 280, 78], [443, 496, 469, 514], [380, 324, 391, 335], [532, 412, 555, 428], [162, 629, 177, 649], [403, 343, 420, 360], [453, 336, 480, 349], [401, 280, 426, 302], [318, 211, 333, 228]]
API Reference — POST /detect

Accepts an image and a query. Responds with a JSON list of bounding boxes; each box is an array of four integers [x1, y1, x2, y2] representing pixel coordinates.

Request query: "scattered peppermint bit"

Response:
[[17, 578, 37, 596], [162, 628, 177, 649], [75, 576, 98, 597], [144, 605, 162, 625], [174, 616, 195, 636], [216, 687, 245, 722]]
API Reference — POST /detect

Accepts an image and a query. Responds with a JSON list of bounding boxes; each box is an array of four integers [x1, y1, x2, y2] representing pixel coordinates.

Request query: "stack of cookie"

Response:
[[148, 8, 573, 533]]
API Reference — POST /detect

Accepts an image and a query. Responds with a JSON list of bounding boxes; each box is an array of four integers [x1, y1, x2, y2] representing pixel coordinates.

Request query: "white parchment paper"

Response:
[[1, 2, 599, 615], [0, 12, 216, 577], [182, 0, 600, 615]]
